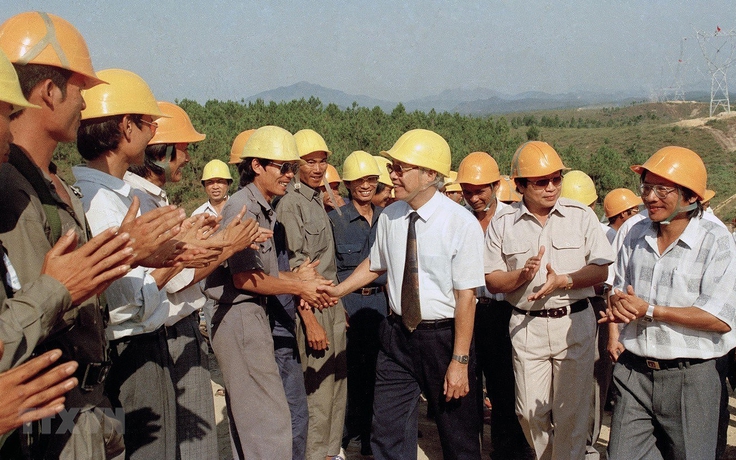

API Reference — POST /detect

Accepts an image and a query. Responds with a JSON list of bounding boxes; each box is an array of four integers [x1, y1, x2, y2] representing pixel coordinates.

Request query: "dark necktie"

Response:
[[401, 212, 421, 331]]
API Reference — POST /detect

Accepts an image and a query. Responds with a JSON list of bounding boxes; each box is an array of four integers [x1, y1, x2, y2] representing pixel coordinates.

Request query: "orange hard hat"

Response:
[[703, 189, 716, 202], [149, 102, 205, 145], [229, 129, 256, 164], [510, 141, 567, 179], [457, 151, 501, 185], [496, 175, 522, 203], [603, 188, 643, 218], [324, 164, 342, 184], [0, 12, 104, 88], [630, 146, 707, 200]]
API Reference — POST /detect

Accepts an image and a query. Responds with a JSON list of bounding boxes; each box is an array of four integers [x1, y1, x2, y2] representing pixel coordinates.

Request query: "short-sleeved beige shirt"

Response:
[[484, 197, 615, 311]]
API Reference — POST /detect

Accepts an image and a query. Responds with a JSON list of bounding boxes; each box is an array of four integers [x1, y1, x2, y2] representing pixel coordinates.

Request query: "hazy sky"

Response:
[[6, 1, 736, 104]]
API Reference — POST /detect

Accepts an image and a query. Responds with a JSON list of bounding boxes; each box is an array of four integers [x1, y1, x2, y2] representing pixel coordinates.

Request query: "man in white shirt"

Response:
[[321, 129, 485, 459]]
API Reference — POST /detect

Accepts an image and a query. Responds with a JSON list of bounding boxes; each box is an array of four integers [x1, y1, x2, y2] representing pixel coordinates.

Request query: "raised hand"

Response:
[[527, 262, 566, 301], [119, 197, 186, 268], [0, 343, 78, 435], [42, 227, 134, 305], [521, 246, 545, 282]]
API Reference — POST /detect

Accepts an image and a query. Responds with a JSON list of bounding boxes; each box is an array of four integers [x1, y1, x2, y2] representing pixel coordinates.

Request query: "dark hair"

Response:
[[375, 182, 387, 195], [10, 64, 72, 120], [238, 157, 271, 188], [77, 114, 145, 161], [13, 63, 71, 99], [128, 143, 175, 179]]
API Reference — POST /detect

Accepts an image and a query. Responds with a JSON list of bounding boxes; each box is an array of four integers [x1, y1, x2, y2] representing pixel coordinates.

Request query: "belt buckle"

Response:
[[81, 362, 111, 391], [548, 307, 566, 318], [646, 359, 661, 370], [361, 288, 371, 296]]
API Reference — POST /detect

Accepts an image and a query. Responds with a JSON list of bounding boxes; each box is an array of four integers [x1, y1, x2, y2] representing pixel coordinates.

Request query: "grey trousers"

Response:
[[608, 351, 721, 460], [296, 303, 348, 460], [212, 302, 292, 460], [166, 313, 217, 460]]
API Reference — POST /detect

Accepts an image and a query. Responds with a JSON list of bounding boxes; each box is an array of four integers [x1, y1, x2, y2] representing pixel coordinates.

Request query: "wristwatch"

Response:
[[643, 304, 655, 322], [452, 354, 469, 364], [564, 275, 574, 290]]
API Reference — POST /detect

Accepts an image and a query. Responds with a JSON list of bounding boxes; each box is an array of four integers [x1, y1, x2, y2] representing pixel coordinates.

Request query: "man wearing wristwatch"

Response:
[[601, 147, 736, 460], [484, 142, 614, 460], [320, 129, 485, 459]]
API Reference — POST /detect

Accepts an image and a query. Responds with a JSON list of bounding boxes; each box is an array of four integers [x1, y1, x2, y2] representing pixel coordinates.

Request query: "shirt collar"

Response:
[[515, 197, 566, 223], [291, 180, 321, 202], [123, 171, 167, 201], [414, 190, 442, 222], [245, 182, 274, 218], [342, 201, 378, 223], [643, 215, 702, 253], [72, 165, 131, 198]]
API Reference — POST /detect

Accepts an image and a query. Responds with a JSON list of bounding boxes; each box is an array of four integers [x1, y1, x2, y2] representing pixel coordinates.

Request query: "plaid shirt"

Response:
[[615, 215, 736, 359]]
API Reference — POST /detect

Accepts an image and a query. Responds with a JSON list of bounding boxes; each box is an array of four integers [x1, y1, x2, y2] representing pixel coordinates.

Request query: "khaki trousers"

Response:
[[509, 306, 596, 460]]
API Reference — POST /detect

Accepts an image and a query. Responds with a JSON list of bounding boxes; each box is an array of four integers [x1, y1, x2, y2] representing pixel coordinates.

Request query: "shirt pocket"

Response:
[[303, 217, 329, 254], [551, 235, 585, 273], [336, 242, 364, 270], [502, 241, 532, 271]]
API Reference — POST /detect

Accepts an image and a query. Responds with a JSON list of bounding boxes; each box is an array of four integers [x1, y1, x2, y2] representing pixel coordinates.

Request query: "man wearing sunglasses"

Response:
[[484, 141, 614, 460], [600, 147, 736, 460], [204, 125, 335, 459]]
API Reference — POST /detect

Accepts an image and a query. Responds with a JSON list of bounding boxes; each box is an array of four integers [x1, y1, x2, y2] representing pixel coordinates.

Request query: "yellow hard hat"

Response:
[[201, 159, 232, 183], [241, 125, 300, 162], [457, 151, 501, 185], [560, 170, 598, 206], [630, 146, 707, 200], [342, 150, 380, 182], [703, 189, 715, 202], [324, 164, 342, 184], [496, 175, 522, 203], [229, 129, 256, 164], [294, 128, 331, 157], [0, 49, 37, 112], [444, 171, 462, 192], [603, 188, 643, 218], [81, 69, 165, 120], [373, 156, 393, 187], [149, 101, 205, 145], [510, 141, 567, 179], [0, 12, 105, 88], [381, 129, 451, 177]]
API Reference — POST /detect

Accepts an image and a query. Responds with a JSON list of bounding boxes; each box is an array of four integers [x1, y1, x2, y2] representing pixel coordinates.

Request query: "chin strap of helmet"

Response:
[[322, 176, 342, 216], [659, 189, 698, 225]]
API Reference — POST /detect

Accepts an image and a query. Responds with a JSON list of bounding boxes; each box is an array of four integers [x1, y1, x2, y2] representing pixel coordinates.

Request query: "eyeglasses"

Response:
[[386, 163, 419, 176], [269, 161, 300, 175], [139, 119, 158, 134], [640, 183, 677, 199], [527, 176, 562, 189]]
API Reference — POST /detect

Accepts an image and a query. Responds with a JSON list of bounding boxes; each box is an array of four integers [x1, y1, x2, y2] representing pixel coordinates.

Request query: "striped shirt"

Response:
[[615, 215, 736, 359]]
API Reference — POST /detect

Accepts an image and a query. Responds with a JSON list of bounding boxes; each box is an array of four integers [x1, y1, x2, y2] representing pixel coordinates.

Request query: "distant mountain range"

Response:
[[244, 81, 715, 116]]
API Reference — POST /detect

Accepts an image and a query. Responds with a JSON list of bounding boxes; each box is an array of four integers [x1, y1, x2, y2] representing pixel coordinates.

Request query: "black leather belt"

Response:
[[619, 350, 710, 371], [513, 298, 589, 318], [389, 313, 454, 330], [353, 286, 385, 296], [477, 297, 495, 305]]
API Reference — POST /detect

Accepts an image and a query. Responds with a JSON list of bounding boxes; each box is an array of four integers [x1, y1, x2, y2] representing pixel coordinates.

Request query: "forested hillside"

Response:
[[52, 98, 736, 222]]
